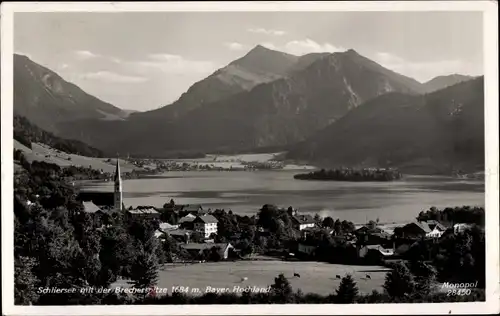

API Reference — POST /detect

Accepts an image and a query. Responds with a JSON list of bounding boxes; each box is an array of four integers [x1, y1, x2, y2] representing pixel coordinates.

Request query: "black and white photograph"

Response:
[[1, 2, 499, 315]]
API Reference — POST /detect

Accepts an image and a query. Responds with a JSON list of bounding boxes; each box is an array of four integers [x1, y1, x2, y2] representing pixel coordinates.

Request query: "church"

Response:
[[78, 159, 125, 213]]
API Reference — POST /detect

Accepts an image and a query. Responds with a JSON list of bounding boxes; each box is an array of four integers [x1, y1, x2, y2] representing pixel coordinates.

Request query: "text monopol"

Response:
[[441, 282, 479, 289]]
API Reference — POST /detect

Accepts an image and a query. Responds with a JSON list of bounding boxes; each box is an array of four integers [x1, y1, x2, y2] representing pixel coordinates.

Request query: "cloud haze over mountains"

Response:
[[15, 11, 483, 111]]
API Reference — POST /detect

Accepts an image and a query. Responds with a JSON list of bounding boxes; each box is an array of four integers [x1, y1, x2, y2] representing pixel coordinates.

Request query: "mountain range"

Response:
[[13, 46, 483, 173], [286, 77, 484, 174]]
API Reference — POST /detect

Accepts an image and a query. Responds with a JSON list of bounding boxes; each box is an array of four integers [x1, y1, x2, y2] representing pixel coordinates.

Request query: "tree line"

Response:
[[294, 168, 403, 182]]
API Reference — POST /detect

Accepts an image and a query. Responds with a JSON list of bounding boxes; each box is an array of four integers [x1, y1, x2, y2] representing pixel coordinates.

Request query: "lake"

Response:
[[82, 170, 484, 224]]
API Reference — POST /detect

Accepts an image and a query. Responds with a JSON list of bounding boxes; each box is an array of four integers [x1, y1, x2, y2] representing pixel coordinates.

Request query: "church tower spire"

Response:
[[114, 159, 122, 211]]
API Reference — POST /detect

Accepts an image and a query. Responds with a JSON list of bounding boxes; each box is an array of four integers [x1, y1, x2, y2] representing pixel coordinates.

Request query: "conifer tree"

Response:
[[130, 248, 159, 290], [409, 260, 437, 297], [383, 262, 416, 299], [270, 273, 294, 303], [335, 274, 359, 303]]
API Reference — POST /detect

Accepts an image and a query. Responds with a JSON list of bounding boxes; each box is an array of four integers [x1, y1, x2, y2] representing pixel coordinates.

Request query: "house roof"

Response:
[[356, 226, 391, 238], [403, 221, 432, 233], [127, 209, 144, 214], [127, 208, 159, 215], [159, 222, 178, 231], [426, 220, 447, 231], [167, 229, 191, 237], [179, 214, 196, 223], [365, 245, 394, 256], [193, 214, 218, 224], [182, 204, 203, 212], [82, 201, 102, 213], [292, 214, 316, 225], [140, 208, 159, 214], [302, 226, 322, 233], [415, 221, 432, 233]]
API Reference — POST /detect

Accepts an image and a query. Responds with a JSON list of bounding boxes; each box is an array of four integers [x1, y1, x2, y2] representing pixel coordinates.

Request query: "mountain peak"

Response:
[[245, 44, 290, 56], [230, 44, 299, 76], [252, 44, 268, 51]]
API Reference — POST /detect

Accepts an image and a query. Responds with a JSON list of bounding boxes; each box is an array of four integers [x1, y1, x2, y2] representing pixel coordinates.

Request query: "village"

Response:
[[78, 179, 478, 268]]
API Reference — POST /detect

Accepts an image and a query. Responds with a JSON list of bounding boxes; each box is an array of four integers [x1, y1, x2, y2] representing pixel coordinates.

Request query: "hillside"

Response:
[[286, 77, 484, 174], [14, 54, 128, 134], [422, 74, 474, 93], [13, 115, 141, 173], [14, 115, 105, 157], [13, 140, 139, 174], [58, 49, 426, 155]]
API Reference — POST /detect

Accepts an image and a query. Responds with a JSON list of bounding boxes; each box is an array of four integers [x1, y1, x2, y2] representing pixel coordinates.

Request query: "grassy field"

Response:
[[14, 140, 140, 173], [112, 260, 389, 296]]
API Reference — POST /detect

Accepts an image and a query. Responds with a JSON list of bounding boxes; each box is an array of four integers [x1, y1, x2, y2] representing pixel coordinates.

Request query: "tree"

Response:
[[190, 231, 204, 243], [313, 213, 322, 225], [71, 212, 102, 286], [408, 261, 437, 297], [367, 220, 377, 230], [322, 216, 334, 229], [341, 220, 356, 234], [335, 274, 359, 303], [129, 248, 159, 290], [209, 246, 222, 262], [14, 256, 40, 305], [270, 273, 294, 303], [333, 219, 342, 236], [383, 262, 416, 299]]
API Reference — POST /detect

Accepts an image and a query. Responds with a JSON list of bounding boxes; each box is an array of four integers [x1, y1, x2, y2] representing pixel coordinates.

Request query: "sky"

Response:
[[14, 11, 483, 112]]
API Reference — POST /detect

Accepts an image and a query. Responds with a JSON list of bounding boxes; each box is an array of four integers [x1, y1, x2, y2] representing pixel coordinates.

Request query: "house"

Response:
[[166, 229, 191, 243], [181, 204, 206, 215], [355, 226, 392, 246], [180, 243, 234, 260], [291, 214, 316, 230], [126, 207, 161, 220], [453, 223, 474, 234], [424, 220, 447, 238], [300, 226, 323, 239], [193, 214, 218, 238], [179, 213, 197, 230], [426, 227, 444, 238], [358, 244, 395, 263], [139, 208, 161, 219], [398, 222, 431, 239]]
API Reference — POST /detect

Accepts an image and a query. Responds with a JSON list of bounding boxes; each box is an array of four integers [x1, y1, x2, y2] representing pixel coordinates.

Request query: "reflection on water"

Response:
[[82, 171, 485, 224]]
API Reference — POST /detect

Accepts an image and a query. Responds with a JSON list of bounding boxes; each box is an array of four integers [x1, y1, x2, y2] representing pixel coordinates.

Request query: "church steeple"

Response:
[[114, 159, 122, 211]]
